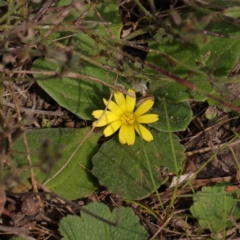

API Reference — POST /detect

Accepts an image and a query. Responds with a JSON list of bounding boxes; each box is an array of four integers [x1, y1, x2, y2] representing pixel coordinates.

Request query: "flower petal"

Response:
[[126, 89, 136, 113], [134, 99, 154, 117], [118, 124, 135, 145], [103, 98, 123, 116], [103, 120, 122, 137], [127, 125, 135, 145], [119, 125, 127, 144], [136, 114, 159, 124], [92, 110, 104, 118], [92, 111, 119, 126], [92, 120, 109, 127], [134, 123, 153, 142], [114, 91, 126, 113]]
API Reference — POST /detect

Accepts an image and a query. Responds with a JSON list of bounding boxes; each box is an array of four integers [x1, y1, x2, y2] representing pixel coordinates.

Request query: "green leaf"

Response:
[[223, 7, 240, 18], [92, 129, 185, 200], [73, 3, 122, 58], [0, 1, 7, 7], [32, 3, 124, 120], [12, 128, 101, 200], [203, 1, 240, 7], [146, 20, 240, 101], [47, 2, 122, 45], [150, 98, 192, 132], [58, 0, 74, 6], [33, 59, 111, 120], [190, 182, 240, 233], [59, 202, 149, 240], [154, 81, 189, 103]]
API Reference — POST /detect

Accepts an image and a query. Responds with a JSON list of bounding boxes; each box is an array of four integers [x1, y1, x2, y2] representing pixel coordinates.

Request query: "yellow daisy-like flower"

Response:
[[92, 89, 159, 145]]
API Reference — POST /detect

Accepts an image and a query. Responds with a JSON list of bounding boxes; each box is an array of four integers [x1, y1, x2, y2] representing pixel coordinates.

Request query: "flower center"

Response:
[[120, 112, 135, 125]]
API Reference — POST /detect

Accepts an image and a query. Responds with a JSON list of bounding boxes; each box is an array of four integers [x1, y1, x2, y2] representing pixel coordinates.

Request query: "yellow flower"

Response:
[[92, 89, 159, 145]]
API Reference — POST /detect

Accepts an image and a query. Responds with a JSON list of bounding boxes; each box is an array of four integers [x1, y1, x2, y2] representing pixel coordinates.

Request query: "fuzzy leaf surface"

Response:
[[59, 202, 149, 240], [92, 129, 185, 200], [33, 60, 112, 120], [147, 20, 240, 101], [12, 128, 101, 200], [190, 182, 240, 233], [32, 2, 123, 120], [150, 98, 192, 132]]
